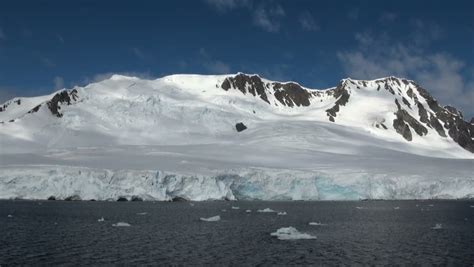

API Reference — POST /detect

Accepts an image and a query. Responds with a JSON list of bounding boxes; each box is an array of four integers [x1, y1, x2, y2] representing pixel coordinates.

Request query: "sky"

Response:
[[0, 0, 473, 117]]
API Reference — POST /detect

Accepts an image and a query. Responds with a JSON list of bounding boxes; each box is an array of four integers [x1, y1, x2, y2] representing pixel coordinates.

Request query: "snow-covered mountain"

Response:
[[0, 73, 473, 201]]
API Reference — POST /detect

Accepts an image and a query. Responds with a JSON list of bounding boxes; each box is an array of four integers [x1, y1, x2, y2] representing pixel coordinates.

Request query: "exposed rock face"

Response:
[[221, 74, 269, 104], [414, 84, 474, 153], [393, 99, 428, 139], [272, 82, 312, 107], [131, 196, 143, 201], [171, 196, 188, 202], [326, 81, 350, 122], [117, 197, 128, 201], [64, 195, 81, 201], [221, 73, 316, 108], [47, 89, 79, 118], [236, 122, 247, 132]]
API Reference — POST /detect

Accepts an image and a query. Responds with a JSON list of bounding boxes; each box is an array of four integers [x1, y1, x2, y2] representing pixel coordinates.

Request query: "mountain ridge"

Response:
[[0, 73, 473, 155]]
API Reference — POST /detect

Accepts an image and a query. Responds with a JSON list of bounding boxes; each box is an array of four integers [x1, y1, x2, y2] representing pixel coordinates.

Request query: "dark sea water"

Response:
[[0, 200, 473, 265]]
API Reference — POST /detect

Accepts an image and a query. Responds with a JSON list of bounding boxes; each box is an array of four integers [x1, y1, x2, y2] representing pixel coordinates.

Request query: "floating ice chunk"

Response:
[[231, 206, 240, 210], [190, 203, 195, 206], [246, 209, 251, 213], [270, 227, 316, 240], [431, 223, 442, 230], [7, 214, 13, 218], [200, 215, 221, 222], [98, 217, 105, 222], [221, 209, 227, 212], [277, 211, 287, 216], [394, 207, 400, 210], [428, 204, 434, 207], [308, 222, 326, 226], [136, 212, 148, 216], [257, 208, 276, 213], [112, 222, 131, 227], [355, 206, 365, 210], [470, 205, 474, 208]]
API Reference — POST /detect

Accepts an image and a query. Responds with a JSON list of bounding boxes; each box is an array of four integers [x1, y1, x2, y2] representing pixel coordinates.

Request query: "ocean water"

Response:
[[0, 200, 473, 265]]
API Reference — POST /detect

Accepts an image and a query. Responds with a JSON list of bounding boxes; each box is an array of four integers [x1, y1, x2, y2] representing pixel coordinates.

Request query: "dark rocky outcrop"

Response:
[[235, 122, 247, 132], [131, 196, 143, 202], [272, 82, 312, 107], [394, 99, 428, 139], [221, 74, 269, 103], [47, 89, 78, 118], [326, 81, 350, 122], [393, 115, 412, 141], [221, 73, 315, 108], [414, 84, 473, 152], [117, 197, 128, 202], [172, 196, 188, 202], [27, 104, 42, 114], [64, 195, 81, 201], [47, 196, 56, 201]]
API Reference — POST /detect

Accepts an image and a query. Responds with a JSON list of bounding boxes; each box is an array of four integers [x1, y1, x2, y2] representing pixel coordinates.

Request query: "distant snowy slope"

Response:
[[0, 73, 473, 201]]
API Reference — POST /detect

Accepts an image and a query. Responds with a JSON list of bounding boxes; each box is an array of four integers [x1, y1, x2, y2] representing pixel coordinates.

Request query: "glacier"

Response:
[[0, 73, 473, 201]]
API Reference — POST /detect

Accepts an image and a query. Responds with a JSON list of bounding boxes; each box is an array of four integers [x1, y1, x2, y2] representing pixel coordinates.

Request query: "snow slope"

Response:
[[0, 73, 473, 200]]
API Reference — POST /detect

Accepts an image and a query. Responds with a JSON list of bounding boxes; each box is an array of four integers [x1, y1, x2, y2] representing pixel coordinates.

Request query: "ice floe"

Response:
[[270, 227, 316, 240], [277, 211, 287, 216], [431, 223, 443, 230], [136, 212, 148, 216], [7, 214, 13, 218], [308, 222, 326, 226], [257, 208, 276, 213], [112, 222, 131, 227], [231, 206, 240, 210], [245, 209, 251, 213], [200, 215, 221, 222], [97, 217, 105, 222]]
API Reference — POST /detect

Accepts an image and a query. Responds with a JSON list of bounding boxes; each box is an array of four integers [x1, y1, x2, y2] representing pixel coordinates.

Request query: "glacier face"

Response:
[[1, 164, 473, 201], [0, 73, 473, 201]]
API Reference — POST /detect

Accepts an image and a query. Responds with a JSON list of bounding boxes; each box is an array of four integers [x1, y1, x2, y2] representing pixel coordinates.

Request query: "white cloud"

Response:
[[337, 31, 474, 117], [53, 76, 64, 90], [204, 0, 250, 12], [204, 0, 285, 33], [299, 12, 320, 31], [253, 4, 285, 32]]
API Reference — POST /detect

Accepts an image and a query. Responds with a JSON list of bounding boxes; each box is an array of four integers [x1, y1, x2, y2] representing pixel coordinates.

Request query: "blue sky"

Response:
[[0, 0, 473, 116]]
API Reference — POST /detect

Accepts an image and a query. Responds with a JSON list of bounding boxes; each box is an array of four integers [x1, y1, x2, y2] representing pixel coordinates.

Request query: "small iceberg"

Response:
[[431, 223, 443, 230], [257, 208, 276, 213], [355, 206, 365, 210], [245, 210, 252, 213], [277, 212, 287, 216], [308, 222, 326, 226], [136, 212, 148, 216], [394, 207, 400, 210], [470, 205, 474, 208], [231, 206, 240, 210], [112, 222, 131, 227], [7, 214, 13, 218], [97, 217, 105, 222], [270, 227, 316, 240], [221, 209, 227, 212], [200, 215, 221, 222]]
